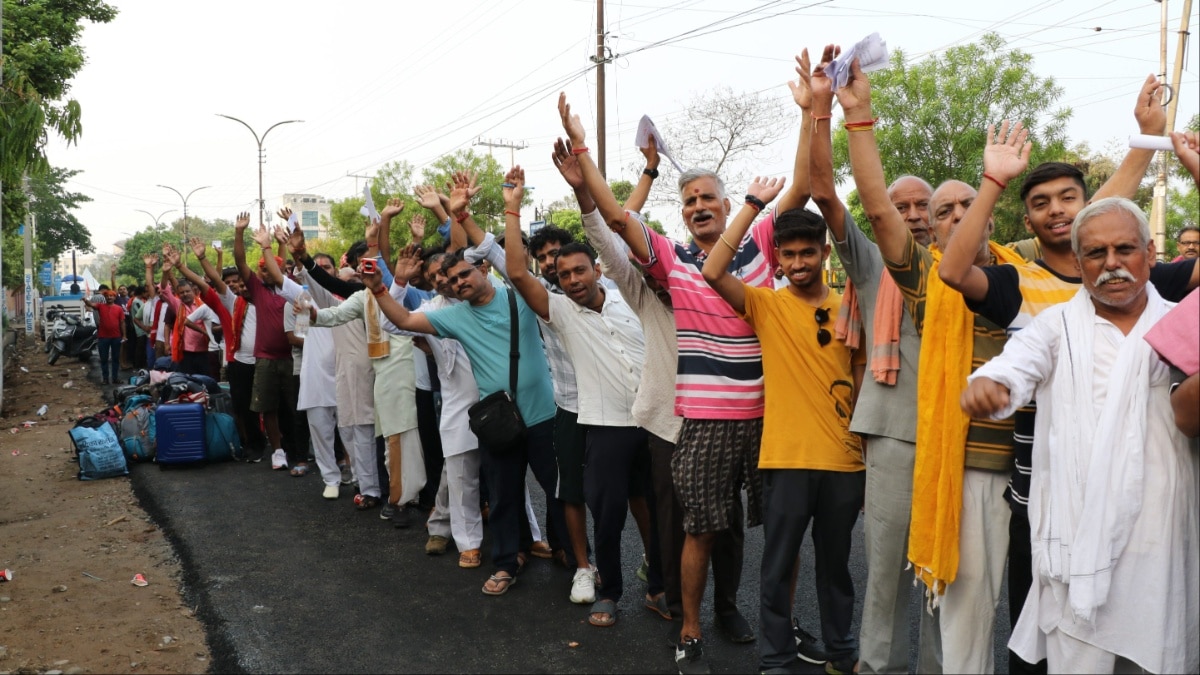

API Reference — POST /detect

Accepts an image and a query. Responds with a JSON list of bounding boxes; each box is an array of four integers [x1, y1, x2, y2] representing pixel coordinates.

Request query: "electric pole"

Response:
[[347, 172, 373, 195], [473, 138, 528, 167], [593, 0, 608, 178], [1149, 0, 1194, 258]]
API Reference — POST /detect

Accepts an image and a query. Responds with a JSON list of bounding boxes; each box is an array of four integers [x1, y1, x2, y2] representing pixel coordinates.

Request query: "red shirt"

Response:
[[94, 303, 125, 339], [245, 273, 291, 360]]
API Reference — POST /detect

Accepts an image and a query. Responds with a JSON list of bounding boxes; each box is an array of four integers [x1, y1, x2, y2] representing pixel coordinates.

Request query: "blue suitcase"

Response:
[[155, 402, 207, 466]]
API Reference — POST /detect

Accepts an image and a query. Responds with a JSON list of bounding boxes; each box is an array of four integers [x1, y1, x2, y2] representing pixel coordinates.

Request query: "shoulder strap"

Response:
[[507, 287, 519, 398]]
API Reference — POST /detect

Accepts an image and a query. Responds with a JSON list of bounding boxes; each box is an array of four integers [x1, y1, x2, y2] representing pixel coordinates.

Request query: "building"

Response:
[[279, 193, 332, 241]]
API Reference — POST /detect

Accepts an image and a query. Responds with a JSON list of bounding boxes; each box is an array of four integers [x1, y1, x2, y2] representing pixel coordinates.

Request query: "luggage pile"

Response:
[[68, 370, 241, 478]]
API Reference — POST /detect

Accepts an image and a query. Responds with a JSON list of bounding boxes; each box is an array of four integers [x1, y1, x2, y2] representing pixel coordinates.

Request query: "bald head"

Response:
[[931, 180, 988, 257], [888, 175, 933, 247]]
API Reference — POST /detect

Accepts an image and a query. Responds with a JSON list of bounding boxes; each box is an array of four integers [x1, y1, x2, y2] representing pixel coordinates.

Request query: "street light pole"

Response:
[[156, 185, 210, 246], [134, 208, 177, 229], [216, 114, 303, 226]]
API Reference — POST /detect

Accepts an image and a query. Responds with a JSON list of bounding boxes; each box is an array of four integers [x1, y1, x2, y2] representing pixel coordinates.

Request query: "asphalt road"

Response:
[[129, 450, 1014, 674]]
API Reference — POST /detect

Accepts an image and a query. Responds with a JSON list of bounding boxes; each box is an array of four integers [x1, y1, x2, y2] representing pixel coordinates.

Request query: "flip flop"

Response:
[[289, 464, 309, 477], [589, 599, 617, 627], [482, 573, 516, 596], [458, 549, 482, 569], [644, 592, 672, 620]]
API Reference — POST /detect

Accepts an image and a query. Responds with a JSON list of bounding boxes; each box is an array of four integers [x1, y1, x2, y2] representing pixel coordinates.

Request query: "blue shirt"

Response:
[[425, 286, 555, 426]]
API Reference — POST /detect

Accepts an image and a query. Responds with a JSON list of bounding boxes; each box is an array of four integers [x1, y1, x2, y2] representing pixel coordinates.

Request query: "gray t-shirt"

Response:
[[832, 209, 920, 443]]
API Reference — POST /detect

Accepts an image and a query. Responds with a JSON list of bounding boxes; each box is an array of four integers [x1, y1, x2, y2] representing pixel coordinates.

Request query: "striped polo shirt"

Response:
[[639, 211, 777, 420]]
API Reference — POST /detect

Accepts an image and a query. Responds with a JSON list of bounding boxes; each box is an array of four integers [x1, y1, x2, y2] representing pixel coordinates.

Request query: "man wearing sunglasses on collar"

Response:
[[702, 173, 866, 675]]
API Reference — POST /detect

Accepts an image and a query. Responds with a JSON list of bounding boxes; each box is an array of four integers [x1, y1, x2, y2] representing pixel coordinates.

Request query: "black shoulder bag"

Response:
[[467, 288, 527, 455]]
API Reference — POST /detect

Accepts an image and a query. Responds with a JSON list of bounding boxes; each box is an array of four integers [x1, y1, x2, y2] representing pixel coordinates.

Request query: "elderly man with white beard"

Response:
[[961, 197, 1199, 674]]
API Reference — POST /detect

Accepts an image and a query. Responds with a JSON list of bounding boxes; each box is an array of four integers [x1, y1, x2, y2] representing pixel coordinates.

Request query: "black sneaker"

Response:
[[716, 610, 755, 643], [246, 447, 264, 464], [793, 618, 828, 665], [380, 503, 397, 521], [392, 504, 412, 528], [675, 637, 710, 675], [825, 657, 857, 675]]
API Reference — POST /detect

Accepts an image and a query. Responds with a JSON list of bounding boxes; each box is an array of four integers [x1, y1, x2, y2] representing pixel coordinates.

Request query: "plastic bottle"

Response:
[[293, 285, 311, 338], [37, 405, 48, 417]]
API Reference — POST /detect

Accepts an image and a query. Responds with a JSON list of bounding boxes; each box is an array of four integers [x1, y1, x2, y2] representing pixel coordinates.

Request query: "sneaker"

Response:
[[338, 462, 353, 485], [246, 447, 265, 464], [380, 503, 397, 521], [793, 619, 828, 665], [824, 657, 858, 675], [322, 485, 338, 500], [674, 637, 710, 675], [569, 566, 597, 604], [392, 504, 412, 529], [425, 535, 449, 555], [637, 553, 650, 582], [270, 449, 288, 470], [716, 610, 755, 643]]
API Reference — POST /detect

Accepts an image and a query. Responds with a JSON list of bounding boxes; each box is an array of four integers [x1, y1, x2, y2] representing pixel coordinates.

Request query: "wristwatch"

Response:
[[643, 167, 659, 179]]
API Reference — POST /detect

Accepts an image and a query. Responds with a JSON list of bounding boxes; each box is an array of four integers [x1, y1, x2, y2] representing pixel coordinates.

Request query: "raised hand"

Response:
[[409, 213, 426, 241], [393, 243, 423, 282], [163, 245, 181, 269], [448, 172, 482, 215], [359, 259, 383, 293], [746, 176, 787, 205], [235, 211, 251, 231], [983, 120, 1032, 185], [503, 166, 525, 210], [834, 57, 872, 115], [188, 236, 207, 259], [809, 45, 836, 114], [287, 224, 307, 258], [272, 225, 290, 247], [364, 216, 380, 244], [143, 253, 158, 267], [276, 207, 293, 224], [381, 197, 404, 221], [552, 138, 584, 190], [251, 224, 273, 249], [414, 185, 441, 210], [787, 48, 815, 111], [557, 92, 588, 147], [1133, 73, 1167, 135], [640, 135, 660, 171], [1171, 130, 1200, 186]]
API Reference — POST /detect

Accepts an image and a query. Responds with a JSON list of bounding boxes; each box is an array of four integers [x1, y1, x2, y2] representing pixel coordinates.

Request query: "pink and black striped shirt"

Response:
[[638, 212, 777, 420]]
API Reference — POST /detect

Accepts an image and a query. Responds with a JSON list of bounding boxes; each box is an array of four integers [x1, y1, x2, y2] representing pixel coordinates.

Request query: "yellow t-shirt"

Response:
[[741, 285, 865, 472]]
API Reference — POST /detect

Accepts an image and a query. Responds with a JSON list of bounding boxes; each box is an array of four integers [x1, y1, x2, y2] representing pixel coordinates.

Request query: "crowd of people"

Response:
[[84, 46, 1199, 675]]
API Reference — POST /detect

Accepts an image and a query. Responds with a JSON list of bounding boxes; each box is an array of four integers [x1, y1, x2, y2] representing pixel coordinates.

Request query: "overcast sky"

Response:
[[41, 0, 1200, 252]]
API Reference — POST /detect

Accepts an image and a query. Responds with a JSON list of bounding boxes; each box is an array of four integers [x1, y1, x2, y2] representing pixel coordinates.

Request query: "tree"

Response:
[[832, 33, 1072, 244], [1, 0, 118, 286], [115, 226, 183, 280], [652, 86, 789, 204], [27, 166, 93, 262]]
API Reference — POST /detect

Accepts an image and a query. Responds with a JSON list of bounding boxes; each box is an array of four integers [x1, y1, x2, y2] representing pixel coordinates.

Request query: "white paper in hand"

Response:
[[824, 32, 889, 90], [359, 184, 381, 224], [287, 211, 300, 232], [635, 115, 685, 173]]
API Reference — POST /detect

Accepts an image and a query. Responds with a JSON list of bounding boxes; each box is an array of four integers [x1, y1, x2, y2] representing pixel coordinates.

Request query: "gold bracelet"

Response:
[[718, 234, 737, 252]]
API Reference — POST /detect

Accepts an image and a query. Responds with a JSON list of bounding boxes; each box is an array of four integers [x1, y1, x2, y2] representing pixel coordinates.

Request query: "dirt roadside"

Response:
[[0, 337, 210, 675]]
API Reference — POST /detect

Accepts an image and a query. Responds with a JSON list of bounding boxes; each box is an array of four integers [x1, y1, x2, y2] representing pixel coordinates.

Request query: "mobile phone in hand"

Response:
[[360, 258, 378, 275]]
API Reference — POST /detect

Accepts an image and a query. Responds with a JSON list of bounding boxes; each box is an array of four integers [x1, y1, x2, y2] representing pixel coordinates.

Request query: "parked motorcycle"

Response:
[[44, 305, 69, 353], [47, 307, 97, 365]]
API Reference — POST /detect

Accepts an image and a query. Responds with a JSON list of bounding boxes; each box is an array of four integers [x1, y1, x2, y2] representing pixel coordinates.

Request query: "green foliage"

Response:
[[115, 226, 183, 280], [832, 33, 1072, 244], [1, 0, 117, 286], [1164, 184, 1200, 258], [28, 166, 93, 261]]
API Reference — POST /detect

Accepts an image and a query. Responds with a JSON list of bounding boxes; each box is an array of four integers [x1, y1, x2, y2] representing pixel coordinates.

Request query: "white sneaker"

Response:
[[569, 566, 596, 604], [271, 449, 288, 470], [322, 485, 338, 500]]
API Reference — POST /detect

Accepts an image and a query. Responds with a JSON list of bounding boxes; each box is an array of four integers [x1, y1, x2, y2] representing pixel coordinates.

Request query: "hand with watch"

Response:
[[641, 135, 661, 179]]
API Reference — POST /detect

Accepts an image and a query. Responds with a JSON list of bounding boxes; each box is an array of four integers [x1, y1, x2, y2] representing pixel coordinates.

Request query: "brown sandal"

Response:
[[459, 549, 482, 568]]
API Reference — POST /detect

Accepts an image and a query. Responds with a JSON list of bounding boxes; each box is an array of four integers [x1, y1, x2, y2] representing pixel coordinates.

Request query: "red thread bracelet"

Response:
[[455, 211, 470, 223], [505, 210, 521, 218], [810, 114, 833, 121], [843, 117, 879, 130], [570, 146, 589, 155], [982, 173, 1008, 190]]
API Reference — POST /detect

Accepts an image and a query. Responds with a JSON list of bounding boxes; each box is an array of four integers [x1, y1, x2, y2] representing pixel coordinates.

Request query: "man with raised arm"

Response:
[[501, 165, 648, 629], [702, 160, 866, 675], [936, 87, 1194, 673], [559, 76, 819, 672], [233, 211, 299, 471], [359, 230, 566, 598], [789, 46, 944, 675], [837, 59, 1026, 675], [961, 197, 1199, 674]]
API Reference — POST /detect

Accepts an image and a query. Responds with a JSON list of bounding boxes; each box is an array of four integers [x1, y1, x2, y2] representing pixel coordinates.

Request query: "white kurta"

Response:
[[413, 294, 479, 457], [970, 292, 1199, 673], [304, 274, 375, 428]]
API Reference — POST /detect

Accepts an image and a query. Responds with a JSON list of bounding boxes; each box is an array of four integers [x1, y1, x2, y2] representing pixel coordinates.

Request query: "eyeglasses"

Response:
[[815, 307, 831, 347], [449, 265, 481, 284], [1179, 240, 1200, 248]]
